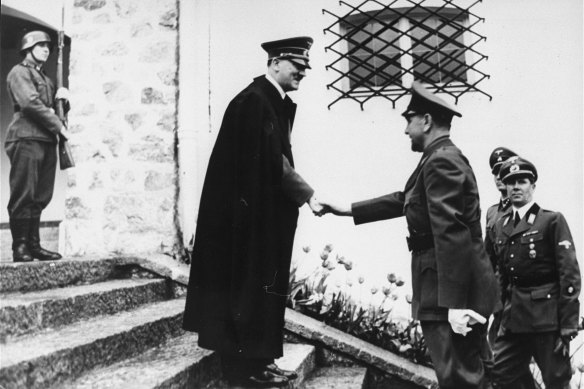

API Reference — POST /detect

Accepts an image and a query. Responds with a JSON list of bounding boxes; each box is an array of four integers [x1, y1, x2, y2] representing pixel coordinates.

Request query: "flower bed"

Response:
[[287, 243, 432, 367]]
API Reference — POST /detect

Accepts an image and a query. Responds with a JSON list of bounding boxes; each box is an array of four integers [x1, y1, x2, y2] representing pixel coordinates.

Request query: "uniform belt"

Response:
[[509, 273, 557, 287], [407, 222, 482, 253], [407, 234, 434, 252]]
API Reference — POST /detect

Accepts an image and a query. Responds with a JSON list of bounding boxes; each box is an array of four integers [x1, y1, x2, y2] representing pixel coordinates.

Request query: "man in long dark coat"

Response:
[[324, 82, 499, 388], [183, 36, 323, 387]]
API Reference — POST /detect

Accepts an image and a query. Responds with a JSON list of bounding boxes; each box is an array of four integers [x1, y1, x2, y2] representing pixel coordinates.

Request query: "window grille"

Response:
[[323, 0, 491, 109]]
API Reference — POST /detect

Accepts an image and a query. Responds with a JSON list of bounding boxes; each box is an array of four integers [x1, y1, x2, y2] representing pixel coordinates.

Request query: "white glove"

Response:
[[55, 87, 70, 101], [448, 309, 486, 336]]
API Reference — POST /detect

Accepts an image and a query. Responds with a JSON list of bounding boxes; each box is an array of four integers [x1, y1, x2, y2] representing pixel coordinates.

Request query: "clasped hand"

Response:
[[307, 195, 352, 217]]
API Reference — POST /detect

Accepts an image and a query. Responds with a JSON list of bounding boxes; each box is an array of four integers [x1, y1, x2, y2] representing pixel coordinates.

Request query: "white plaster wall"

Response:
[[187, 0, 582, 317]]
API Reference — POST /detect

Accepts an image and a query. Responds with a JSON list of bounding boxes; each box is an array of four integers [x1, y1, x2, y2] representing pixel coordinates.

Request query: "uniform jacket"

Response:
[[352, 136, 498, 321], [5, 60, 64, 144], [493, 203, 581, 333], [182, 76, 312, 359]]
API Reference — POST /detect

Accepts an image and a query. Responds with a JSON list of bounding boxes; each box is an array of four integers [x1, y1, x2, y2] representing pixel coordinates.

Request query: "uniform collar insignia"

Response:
[[525, 203, 540, 225]]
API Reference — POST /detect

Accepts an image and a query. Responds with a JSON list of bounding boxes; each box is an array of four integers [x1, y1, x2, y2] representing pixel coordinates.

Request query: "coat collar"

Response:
[[404, 136, 454, 193], [422, 135, 453, 159], [501, 203, 541, 237]]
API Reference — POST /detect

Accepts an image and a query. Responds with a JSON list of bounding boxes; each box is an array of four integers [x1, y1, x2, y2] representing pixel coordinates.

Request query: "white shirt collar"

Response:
[[265, 74, 286, 99], [513, 200, 535, 220]]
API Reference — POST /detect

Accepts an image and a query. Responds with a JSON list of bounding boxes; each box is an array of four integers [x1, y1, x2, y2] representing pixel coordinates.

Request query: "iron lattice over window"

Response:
[[322, 0, 492, 109]]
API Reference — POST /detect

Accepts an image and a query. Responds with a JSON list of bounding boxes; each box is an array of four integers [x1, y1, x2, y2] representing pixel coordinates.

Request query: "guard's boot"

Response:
[[9, 218, 33, 262], [29, 217, 62, 261]]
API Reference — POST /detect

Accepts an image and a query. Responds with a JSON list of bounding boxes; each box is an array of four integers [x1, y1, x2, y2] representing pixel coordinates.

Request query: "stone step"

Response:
[[211, 343, 317, 389], [55, 332, 221, 389], [0, 278, 174, 341], [45, 339, 316, 389], [0, 258, 126, 293], [0, 297, 186, 389], [301, 367, 368, 389]]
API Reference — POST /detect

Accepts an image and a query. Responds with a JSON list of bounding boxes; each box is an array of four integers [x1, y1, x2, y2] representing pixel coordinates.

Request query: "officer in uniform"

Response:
[[491, 157, 581, 389], [323, 82, 499, 389], [484, 148, 536, 389], [5, 30, 70, 262]]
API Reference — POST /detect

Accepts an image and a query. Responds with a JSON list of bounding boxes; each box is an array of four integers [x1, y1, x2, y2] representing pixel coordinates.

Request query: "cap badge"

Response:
[[559, 240, 572, 249], [510, 164, 519, 172], [529, 250, 537, 259]]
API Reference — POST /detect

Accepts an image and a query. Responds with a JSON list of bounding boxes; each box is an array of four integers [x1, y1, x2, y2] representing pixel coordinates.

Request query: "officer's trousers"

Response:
[[492, 330, 571, 389], [5, 140, 57, 219], [421, 321, 489, 389]]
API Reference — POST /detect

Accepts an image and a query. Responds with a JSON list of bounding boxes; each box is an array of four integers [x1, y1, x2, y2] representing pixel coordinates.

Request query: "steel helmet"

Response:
[[20, 31, 52, 54]]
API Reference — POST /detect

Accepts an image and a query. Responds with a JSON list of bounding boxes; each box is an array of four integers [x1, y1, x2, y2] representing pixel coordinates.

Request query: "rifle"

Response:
[[56, 3, 74, 170]]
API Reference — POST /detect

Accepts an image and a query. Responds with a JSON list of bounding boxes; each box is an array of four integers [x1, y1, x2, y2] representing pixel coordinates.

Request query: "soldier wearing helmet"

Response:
[[4, 30, 72, 262]]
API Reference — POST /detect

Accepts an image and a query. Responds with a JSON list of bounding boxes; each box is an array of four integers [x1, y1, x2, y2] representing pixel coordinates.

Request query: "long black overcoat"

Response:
[[352, 137, 499, 321], [183, 76, 299, 359]]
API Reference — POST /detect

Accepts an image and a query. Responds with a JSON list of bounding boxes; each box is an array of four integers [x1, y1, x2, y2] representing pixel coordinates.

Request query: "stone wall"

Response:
[[62, 0, 180, 257]]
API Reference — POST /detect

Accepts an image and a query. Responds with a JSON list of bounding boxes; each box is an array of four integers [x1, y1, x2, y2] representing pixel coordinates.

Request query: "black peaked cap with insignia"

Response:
[[489, 147, 518, 175], [261, 36, 313, 69], [402, 81, 462, 123], [499, 156, 538, 184]]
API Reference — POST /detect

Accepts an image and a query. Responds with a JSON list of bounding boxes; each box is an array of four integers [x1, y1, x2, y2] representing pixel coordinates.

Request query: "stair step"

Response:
[[216, 343, 316, 389], [0, 258, 124, 293], [302, 367, 368, 389], [56, 332, 221, 389], [0, 298, 186, 389], [0, 278, 172, 341]]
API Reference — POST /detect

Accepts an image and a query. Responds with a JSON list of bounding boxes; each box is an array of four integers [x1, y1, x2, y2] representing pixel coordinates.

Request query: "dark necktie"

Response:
[[514, 212, 521, 227]]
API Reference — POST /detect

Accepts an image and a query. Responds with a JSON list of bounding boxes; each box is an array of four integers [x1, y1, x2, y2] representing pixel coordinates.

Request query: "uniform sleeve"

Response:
[[352, 192, 405, 225], [484, 206, 498, 272], [7, 66, 63, 135], [282, 154, 314, 206], [552, 212, 581, 331], [424, 153, 472, 308]]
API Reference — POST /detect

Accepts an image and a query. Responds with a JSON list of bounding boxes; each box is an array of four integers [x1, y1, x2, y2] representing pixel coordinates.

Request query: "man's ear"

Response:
[[422, 113, 433, 133]]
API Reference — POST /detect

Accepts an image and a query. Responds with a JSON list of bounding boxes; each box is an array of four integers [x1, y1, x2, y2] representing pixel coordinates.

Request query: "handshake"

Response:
[[307, 195, 351, 217]]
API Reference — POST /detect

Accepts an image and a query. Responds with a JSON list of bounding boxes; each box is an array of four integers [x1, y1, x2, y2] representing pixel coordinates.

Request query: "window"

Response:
[[324, 1, 491, 109]]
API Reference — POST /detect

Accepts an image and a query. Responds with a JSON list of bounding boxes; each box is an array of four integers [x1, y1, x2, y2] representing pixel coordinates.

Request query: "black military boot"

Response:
[[29, 217, 62, 261], [9, 218, 33, 262]]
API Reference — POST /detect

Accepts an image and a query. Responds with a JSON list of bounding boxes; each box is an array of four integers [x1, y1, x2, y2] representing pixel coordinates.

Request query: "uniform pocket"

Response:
[[511, 283, 558, 330]]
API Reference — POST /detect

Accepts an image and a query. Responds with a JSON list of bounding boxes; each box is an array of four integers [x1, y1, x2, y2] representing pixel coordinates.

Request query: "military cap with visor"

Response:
[[499, 156, 538, 184], [402, 81, 462, 123], [489, 147, 518, 175], [20, 30, 52, 54], [261, 36, 313, 69]]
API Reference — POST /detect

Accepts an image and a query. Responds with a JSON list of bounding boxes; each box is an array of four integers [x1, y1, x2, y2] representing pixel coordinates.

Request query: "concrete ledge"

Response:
[[284, 309, 438, 389]]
